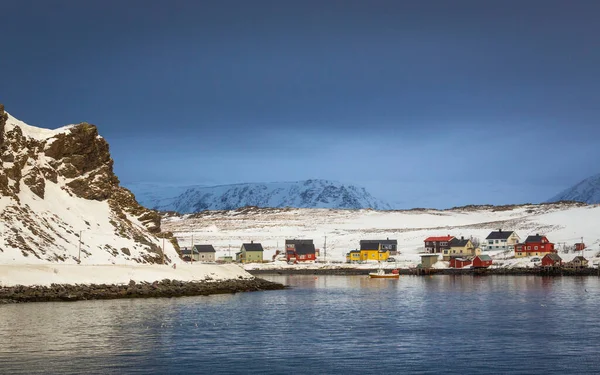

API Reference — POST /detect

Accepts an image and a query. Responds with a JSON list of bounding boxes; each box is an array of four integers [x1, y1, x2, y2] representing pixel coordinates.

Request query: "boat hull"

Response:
[[368, 273, 400, 279]]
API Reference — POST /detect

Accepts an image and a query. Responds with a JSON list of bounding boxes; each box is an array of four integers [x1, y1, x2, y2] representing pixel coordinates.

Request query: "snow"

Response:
[[0, 263, 252, 287], [4, 112, 74, 140], [163, 203, 600, 269]]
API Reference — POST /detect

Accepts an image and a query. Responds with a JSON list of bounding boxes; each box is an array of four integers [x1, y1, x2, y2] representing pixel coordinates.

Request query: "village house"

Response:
[[346, 250, 361, 263], [515, 234, 555, 258], [442, 237, 480, 261], [236, 241, 264, 263], [472, 254, 493, 268], [575, 243, 586, 251], [359, 241, 390, 262], [482, 229, 520, 251], [180, 247, 199, 262], [567, 256, 588, 269], [285, 239, 316, 262], [424, 235, 454, 254], [360, 239, 398, 255], [449, 257, 472, 269], [541, 253, 562, 267], [193, 244, 216, 262]]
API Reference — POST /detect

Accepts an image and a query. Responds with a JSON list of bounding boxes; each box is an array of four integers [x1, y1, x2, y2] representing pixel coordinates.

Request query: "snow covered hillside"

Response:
[[547, 173, 600, 204], [0, 105, 179, 265], [130, 179, 391, 213], [162, 202, 600, 267]]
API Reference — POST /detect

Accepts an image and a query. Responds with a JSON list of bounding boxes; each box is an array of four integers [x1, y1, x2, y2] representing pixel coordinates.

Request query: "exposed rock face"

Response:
[[0, 104, 179, 264]]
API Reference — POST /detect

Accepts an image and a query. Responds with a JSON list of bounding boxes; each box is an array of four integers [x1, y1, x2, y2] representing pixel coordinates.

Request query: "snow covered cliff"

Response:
[[547, 173, 600, 204]]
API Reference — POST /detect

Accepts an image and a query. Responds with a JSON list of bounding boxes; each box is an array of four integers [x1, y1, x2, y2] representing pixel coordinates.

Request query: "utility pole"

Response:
[[78, 230, 82, 264], [191, 234, 195, 262]]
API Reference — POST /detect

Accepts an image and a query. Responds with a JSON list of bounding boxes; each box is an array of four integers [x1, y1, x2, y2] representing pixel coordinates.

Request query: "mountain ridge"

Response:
[[547, 173, 600, 204]]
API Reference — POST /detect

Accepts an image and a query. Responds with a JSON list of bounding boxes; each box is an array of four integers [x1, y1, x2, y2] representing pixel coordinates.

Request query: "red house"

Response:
[[514, 234, 555, 258], [285, 239, 316, 262], [472, 255, 493, 268], [541, 253, 562, 267], [424, 235, 454, 254], [449, 257, 472, 268], [575, 243, 586, 251]]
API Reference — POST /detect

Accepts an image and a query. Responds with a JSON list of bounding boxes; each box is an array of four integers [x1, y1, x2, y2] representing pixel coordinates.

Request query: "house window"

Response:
[[489, 240, 493, 245], [518, 253, 522, 256], [534, 246, 538, 250], [527, 246, 531, 250]]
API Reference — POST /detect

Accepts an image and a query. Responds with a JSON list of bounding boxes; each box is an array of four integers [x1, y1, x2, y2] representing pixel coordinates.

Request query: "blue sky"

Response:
[[1, 0, 599, 208]]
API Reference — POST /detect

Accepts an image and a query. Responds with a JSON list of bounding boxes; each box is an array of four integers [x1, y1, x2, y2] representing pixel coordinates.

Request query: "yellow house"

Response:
[[359, 242, 389, 262], [346, 250, 361, 263], [443, 237, 480, 260]]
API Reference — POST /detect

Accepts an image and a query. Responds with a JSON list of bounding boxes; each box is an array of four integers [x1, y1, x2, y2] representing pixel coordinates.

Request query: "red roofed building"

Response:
[[514, 234, 555, 258], [449, 257, 472, 268], [424, 235, 454, 254]]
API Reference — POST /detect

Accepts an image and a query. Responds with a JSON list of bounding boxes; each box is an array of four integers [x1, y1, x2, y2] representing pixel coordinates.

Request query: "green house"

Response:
[[237, 242, 264, 263]]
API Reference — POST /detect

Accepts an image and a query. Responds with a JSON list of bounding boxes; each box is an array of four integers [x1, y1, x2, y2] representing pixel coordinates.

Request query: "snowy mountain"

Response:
[[0, 105, 179, 264], [547, 173, 600, 204], [129, 180, 391, 213]]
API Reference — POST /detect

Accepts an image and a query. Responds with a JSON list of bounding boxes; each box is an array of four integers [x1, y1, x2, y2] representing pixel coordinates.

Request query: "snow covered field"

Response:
[[162, 203, 600, 269], [0, 263, 251, 287]]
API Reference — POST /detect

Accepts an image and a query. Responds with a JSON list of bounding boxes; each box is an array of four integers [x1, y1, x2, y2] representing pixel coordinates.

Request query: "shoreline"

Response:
[[248, 267, 600, 276], [0, 277, 285, 304]]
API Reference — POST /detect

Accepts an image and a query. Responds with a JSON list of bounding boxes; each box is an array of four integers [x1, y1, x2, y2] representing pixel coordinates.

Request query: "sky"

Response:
[[1, 0, 599, 208]]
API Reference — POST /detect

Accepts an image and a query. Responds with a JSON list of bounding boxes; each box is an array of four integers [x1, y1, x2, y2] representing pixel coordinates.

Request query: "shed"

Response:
[[541, 253, 562, 267], [420, 254, 439, 268], [472, 254, 493, 268], [449, 257, 472, 269]]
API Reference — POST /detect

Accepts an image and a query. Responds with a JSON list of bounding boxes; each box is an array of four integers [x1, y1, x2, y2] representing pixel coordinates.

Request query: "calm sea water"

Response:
[[1, 275, 599, 374]]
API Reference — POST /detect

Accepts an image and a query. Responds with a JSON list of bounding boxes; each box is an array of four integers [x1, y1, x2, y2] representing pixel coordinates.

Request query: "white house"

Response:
[[482, 229, 520, 251]]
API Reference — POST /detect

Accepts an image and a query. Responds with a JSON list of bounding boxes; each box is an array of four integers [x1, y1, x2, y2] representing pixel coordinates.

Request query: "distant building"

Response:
[[472, 255, 493, 268], [515, 234, 555, 258], [359, 241, 390, 262], [483, 229, 520, 251], [217, 256, 234, 263], [449, 257, 472, 269], [575, 243, 586, 251], [420, 254, 439, 268], [541, 253, 562, 267], [360, 239, 398, 255], [180, 247, 199, 262], [193, 245, 216, 262], [346, 250, 361, 263], [236, 241, 264, 263], [285, 239, 316, 262], [424, 236, 454, 254], [443, 237, 480, 261]]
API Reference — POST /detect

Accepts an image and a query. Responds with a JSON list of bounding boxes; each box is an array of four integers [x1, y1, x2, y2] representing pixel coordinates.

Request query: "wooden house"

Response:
[[472, 255, 493, 268], [424, 235, 454, 254], [541, 253, 562, 267], [514, 234, 555, 258], [236, 241, 264, 263], [483, 229, 520, 251], [359, 241, 389, 262], [449, 257, 472, 269], [193, 245, 216, 262], [180, 247, 199, 262], [443, 237, 480, 260], [360, 239, 398, 255], [285, 239, 316, 262], [568, 256, 588, 269]]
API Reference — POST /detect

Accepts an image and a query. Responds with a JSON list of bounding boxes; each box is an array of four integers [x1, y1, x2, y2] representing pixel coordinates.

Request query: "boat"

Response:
[[368, 268, 400, 279]]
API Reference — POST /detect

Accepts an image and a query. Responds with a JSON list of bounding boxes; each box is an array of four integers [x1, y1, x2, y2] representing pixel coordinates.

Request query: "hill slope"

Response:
[[547, 173, 600, 204], [0, 105, 179, 264], [130, 180, 391, 213]]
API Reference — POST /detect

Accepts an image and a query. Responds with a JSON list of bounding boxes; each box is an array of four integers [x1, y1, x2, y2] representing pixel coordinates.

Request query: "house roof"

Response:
[[360, 239, 397, 245], [524, 234, 547, 243], [295, 243, 316, 255], [286, 239, 313, 245], [544, 253, 562, 261], [193, 245, 215, 253], [476, 254, 492, 261], [181, 248, 198, 255], [449, 237, 470, 247], [573, 256, 587, 261], [348, 250, 360, 254], [360, 242, 380, 250], [485, 230, 515, 240], [424, 236, 454, 242], [242, 243, 264, 252]]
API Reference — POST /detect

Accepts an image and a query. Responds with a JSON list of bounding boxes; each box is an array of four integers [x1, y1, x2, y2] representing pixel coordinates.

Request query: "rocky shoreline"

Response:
[[0, 277, 286, 304], [248, 267, 600, 277]]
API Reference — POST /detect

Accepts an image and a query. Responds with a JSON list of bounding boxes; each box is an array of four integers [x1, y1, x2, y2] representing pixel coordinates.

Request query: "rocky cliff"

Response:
[[0, 105, 179, 264]]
